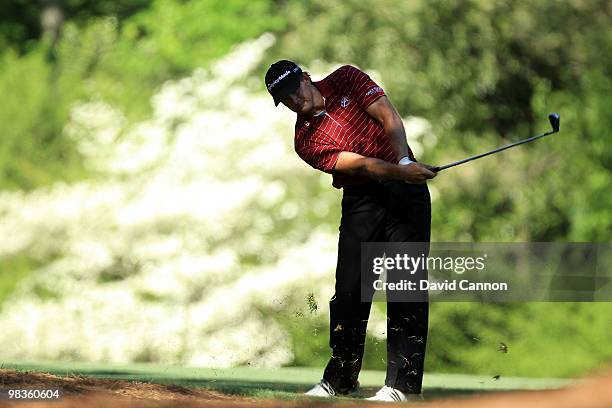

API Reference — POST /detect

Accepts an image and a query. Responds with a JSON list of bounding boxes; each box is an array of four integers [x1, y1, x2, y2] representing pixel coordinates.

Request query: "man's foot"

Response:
[[304, 379, 336, 397], [366, 385, 423, 402]]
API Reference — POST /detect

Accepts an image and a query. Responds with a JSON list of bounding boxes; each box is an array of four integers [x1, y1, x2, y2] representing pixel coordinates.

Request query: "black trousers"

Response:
[[322, 180, 431, 395]]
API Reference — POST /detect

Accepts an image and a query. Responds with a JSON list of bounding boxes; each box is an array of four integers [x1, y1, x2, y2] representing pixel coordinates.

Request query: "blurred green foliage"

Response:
[[0, 253, 45, 311], [0, 0, 151, 52], [0, 0, 610, 377], [427, 302, 612, 377], [0, 47, 85, 189], [0, 0, 284, 190]]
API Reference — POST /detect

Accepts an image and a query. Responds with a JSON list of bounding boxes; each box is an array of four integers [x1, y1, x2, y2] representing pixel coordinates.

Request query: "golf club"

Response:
[[431, 113, 560, 172]]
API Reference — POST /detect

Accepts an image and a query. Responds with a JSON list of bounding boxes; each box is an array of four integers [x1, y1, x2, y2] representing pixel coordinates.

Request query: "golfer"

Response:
[[265, 60, 436, 402]]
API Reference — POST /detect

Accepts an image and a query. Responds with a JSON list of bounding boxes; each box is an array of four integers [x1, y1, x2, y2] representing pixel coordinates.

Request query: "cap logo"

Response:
[[267, 66, 301, 91]]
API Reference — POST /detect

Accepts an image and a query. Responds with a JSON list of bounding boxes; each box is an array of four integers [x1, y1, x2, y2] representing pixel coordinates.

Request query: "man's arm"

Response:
[[365, 96, 412, 162], [334, 151, 436, 184]]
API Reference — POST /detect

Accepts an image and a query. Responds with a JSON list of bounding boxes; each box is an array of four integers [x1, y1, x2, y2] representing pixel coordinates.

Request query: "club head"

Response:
[[548, 113, 560, 132]]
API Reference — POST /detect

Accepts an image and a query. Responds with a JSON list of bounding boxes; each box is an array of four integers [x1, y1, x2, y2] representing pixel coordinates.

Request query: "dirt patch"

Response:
[[0, 369, 240, 406], [1, 368, 612, 408]]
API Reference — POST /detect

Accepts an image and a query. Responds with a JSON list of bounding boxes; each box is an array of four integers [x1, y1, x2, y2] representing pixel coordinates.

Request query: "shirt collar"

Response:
[[295, 79, 333, 126]]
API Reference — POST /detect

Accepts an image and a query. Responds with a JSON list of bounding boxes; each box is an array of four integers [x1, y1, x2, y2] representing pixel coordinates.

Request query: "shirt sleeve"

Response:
[[295, 134, 341, 174], [340, 65, 386, 109]]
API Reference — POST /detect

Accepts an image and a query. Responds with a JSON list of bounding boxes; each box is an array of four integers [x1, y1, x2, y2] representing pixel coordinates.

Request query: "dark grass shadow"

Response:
[[422, 387, 500, 399]]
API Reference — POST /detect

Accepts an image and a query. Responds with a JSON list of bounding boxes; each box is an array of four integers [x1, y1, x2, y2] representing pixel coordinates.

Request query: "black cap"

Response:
[[265, 60, 302, 106]]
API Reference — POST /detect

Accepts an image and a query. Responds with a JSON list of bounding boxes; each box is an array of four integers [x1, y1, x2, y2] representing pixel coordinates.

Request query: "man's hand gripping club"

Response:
[[334, 151, 437, 184]]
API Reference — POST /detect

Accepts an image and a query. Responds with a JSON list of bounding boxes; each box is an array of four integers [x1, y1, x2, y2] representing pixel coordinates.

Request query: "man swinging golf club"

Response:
[[265, 60, 437, 402]]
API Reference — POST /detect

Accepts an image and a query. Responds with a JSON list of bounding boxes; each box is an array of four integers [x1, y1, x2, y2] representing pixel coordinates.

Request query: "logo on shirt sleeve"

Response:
[[365, 86, 383, 96], [340, 96, 350, 107]]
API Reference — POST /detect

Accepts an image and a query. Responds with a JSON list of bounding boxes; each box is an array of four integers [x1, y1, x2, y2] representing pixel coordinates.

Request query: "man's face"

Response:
[[280, 75, 313, 115]]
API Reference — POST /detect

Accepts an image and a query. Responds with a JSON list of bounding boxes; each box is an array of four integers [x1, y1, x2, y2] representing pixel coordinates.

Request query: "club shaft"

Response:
[[435, 129, 556, 172]]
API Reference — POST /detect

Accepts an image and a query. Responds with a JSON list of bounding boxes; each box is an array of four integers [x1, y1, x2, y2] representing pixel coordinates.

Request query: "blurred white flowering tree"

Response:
[[0, 33, 431, 367]]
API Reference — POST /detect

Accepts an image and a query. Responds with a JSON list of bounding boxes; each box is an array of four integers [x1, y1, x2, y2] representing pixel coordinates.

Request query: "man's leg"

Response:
[[323, 185, 386, 393], [382, 181, 431, 395]]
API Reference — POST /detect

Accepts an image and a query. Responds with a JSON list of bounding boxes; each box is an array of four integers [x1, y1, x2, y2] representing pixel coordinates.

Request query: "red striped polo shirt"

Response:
[[294, 65, 415, 189]]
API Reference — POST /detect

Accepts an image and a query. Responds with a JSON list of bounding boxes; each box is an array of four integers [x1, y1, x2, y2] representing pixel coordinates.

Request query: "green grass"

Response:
[[0, 361, 574, 400]]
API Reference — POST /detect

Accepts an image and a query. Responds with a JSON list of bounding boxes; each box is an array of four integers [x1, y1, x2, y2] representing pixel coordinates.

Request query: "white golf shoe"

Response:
[[304, 379, 336, 397], [366, 385, 423, 402]]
